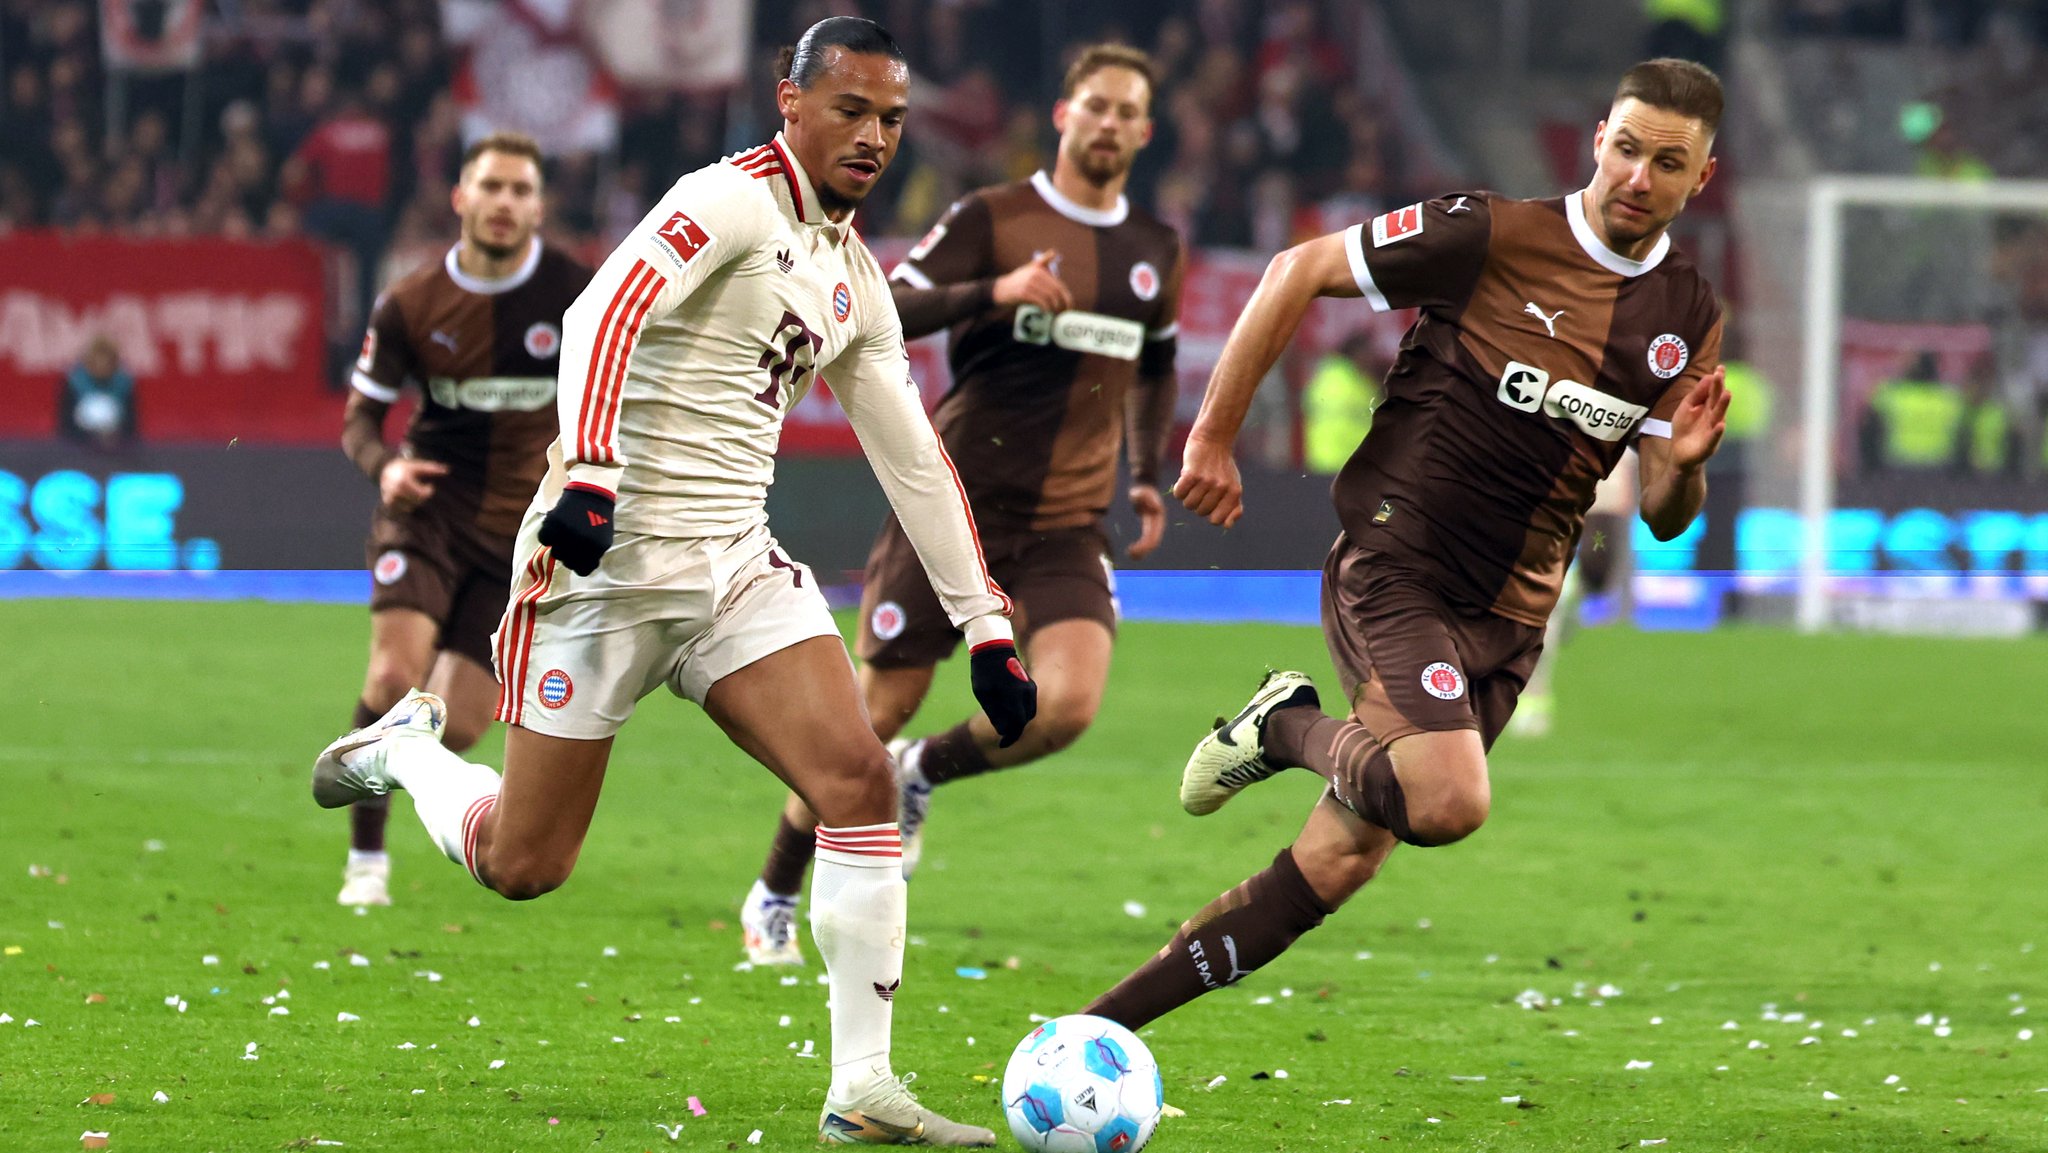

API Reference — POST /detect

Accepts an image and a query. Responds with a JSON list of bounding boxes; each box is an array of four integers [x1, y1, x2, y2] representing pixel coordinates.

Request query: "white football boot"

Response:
[[819, 1071, 996, 1146], [311, 689, 447, 809], [337, 852, 392, 907], [1179, 670, 1321, 816], [739, 878, 804, 967], [892, 738, 933, 880]]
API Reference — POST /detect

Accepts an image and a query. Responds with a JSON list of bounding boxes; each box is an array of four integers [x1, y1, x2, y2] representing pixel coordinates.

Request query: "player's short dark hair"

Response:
[[1061, 43, 1157, 103], [778, 17, 905, 90], [461, 131, 544, 180], [1613, 58, 1723, 138]]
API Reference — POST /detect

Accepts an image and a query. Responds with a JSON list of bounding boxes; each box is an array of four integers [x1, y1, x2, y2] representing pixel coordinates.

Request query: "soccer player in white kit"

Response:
[[309, 18, 1033, 1146]]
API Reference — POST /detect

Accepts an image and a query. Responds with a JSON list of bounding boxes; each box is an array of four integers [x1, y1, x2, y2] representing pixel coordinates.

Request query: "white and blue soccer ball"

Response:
[[1001, 1014, 1164, 1153]]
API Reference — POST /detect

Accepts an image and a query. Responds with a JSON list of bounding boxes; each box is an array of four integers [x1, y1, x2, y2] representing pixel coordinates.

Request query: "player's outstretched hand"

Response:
[[537, 483, 616, 577], [379, 458, 449, 514], [1172, 434, 1244, 528], [969, 640, 1037, 748], [1671, 365, 1730, 471], [1126, 483, 1166, 559], [992, 249, 1073, 315]]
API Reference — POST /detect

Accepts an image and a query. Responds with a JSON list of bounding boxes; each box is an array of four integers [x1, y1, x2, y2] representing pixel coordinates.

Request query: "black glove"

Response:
[[537, 483, 616, 576], [970, 640, 1037, 748]]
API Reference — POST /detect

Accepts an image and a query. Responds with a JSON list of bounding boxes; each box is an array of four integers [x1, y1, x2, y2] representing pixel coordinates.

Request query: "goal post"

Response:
[[1795, 175, 2048, 633]]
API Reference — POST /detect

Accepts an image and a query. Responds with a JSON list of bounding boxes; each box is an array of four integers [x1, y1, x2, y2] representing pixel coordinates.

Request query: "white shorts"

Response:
[[492, 517, 841, 739]]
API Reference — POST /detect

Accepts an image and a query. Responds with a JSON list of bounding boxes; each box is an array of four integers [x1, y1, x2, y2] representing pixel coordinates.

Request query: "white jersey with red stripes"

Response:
[[543, 133, 1012, 637]]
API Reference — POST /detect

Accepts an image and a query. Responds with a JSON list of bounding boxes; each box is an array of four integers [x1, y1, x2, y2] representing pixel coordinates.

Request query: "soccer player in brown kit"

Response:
[[740, 44, 1183, 964], [334, 132, 591, 906], [1084, 59, 1733, 1028]]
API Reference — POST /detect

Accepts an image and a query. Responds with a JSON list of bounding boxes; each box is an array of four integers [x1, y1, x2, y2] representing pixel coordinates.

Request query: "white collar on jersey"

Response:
[[768, 132, 852, 239], [1030, 169, 1129, 227], [1566, 188, 1670, 278], [443, 237, 542, 295]]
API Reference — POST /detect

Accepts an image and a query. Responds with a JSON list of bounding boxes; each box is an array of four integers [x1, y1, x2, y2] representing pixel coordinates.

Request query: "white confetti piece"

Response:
[[1514, 989, 1547, 1010], [663, 1016, 681, 1023], [748, 1130, 763, 1145], [1485, 954, 1500, 964], [612, 1036, 626, 1043], [244, 1042, 259, 1058], [1781, 1012, 1805, 1023], [654, 1122, 683, 1140], [1934, 1025, 1952, 1038], [1625, 1060, 1653, 1070], [1205, 1075, 1227, 1090], [1650, 1017, 1662, 1025], [1799, 1036, 1818, 1045], [1822, 1091, 1840, 1101], [396, 1042, 415, 1050], [1716, 1065, 1729, 1071], [1722, 1020, 1738, 1030], [336, 1012, 360, 1022], [2014, 1006, 2028, 1016], [489, 1059, 506, 1069], [1280, 988, 1294, 998], [1748, 1040, 1767, 1050], [262, 996, 276, 1006], [48, 921, 63, 930], [1028, 1013, 1050, 1023], [1354, 950, 1373, 960], [145, 839, 166, 852], [1322, 1098, 1352, 1106], [348, 955, 370, 968], [1448, 1074, 1486, 1082], [202, 955, 219, 966], [1883, 1074, 1901, 1086], [1841, 1028, 1858, 1037], [815, 974, 829, 986], [733, 962, 754, 973], [270, 1007, 290, 1017], [467, 1017, 480, 1028], [1123, 901, 1146, 918], [778, 1015, 791, 1027], [1863, 1017, 1876, 1025], [0, 1014, 11, 1024], [1929, 962, 1941, 971], [152, 1091, 169, 1103], [1426, 1116, 1441, 1123], [1915, 1013, 1934, 1025], [688, 997, 702, 1005], [412, 1089, 425, 1095], [413, 971, 442, 983], [313, 961, 331, 971], [779, 976, 799, 987], [799, 1039, 816, 1057], [1417, 918, 1432, 930], [275, 990, 290, 1001], [1274, 1070, 1289, 1079], [1252, 996, 1273, 1005], [2021, 1029, 2035, 1041], [938, 1006, 951, 1014], [1563, 1030, 1579, 1037], [1500, 1095, 1520, 1104], [602, 946, 618, 957], [966, 1037, 976, 1046], [1598, 984, 1623, 998], [22, 1019, 40, 1027], [1641, 1141, 1668, 1147], [81, 1133, 109, 1142]]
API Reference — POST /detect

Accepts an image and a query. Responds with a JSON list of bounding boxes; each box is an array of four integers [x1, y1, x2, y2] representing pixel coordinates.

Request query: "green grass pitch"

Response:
[[1, 600, 2045, 1150]]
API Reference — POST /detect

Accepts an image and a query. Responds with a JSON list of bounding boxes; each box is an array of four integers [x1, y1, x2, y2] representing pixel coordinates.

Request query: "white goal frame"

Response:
[[1796, 175, 2048, 632]]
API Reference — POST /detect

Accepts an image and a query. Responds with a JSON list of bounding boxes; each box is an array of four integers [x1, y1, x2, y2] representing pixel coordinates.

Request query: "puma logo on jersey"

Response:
[[1523, 302, 1565, 338], [1447, 196, 1471, 213]]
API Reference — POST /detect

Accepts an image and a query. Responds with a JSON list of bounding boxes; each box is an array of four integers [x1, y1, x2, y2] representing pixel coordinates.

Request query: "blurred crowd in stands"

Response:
[[0, 0, 1422, 280]]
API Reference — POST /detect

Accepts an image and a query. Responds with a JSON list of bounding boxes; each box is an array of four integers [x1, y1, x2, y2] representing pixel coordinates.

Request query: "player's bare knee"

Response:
[[1031, 692, 1098, 754], [484, 854, 571, 901], [1295, 841, 1380, 907], [1407, 790, 1490, 846], [808, 744, 895, 827], [364, 661, 421, 710]]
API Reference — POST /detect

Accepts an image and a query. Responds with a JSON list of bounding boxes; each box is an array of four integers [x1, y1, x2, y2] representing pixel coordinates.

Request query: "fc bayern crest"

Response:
[[538, 669, 574, 709], [1647, 333, 1689, 379], [524, 322, 561, 359], [373, 550, 407, 586], [832, 282, 853, 323], [1420, 661, 1465, 700], [1130, 261, 1160, 301], [871, 600, 907, 641]]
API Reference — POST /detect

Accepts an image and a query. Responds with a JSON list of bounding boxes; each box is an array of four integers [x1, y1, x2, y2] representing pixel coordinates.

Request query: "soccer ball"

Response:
[[1001, 1014, 1163, 1153]]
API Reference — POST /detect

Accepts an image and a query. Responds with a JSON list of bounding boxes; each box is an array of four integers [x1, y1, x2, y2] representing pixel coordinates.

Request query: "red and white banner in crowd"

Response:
[[0, 233, 333, 442], [98, 0, 204, 71], [581, 0, 752, 92]]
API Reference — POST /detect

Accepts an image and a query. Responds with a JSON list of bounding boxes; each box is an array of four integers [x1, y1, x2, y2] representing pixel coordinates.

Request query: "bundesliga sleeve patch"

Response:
[[1371, 203, 1425, 248], [652, 210, 714, 266]]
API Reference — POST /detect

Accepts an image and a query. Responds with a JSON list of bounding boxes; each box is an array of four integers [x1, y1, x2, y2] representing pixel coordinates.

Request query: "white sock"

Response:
[[346, 849, 389, 869], [812, 823, 906, 1100], [365, 736, 502, 884]]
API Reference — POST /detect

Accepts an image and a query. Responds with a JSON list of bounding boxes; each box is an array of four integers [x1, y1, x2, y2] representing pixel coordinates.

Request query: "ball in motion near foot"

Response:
[[1002, 1014, 1163, 1152]]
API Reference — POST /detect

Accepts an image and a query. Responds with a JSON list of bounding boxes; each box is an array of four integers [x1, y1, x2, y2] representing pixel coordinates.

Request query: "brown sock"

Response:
[[1084, 847, 1332, 1029], [1266, 708, 1437, 846], [348, 700, 390, 852], [915, 721, 993, 786], [759, 813, 815, 896]]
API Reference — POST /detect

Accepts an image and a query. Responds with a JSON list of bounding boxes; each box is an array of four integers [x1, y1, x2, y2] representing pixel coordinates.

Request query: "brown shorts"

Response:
[[1321, 533, 1544, 750], [856, 516, 1117, 667], [365, 502, 515, 669]]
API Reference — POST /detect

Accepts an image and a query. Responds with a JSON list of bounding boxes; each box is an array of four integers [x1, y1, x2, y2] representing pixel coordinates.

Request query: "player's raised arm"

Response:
[[1175, 230, 1357, 528], [542, 168, 769, 574]]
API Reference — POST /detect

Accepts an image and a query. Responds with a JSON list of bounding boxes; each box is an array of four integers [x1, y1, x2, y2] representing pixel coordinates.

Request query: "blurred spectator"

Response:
[[1300, 331, 1383, 474], [284, 85, 394, 332], [57, 335, 138, 450], [1861, 352, 1972, 472]]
